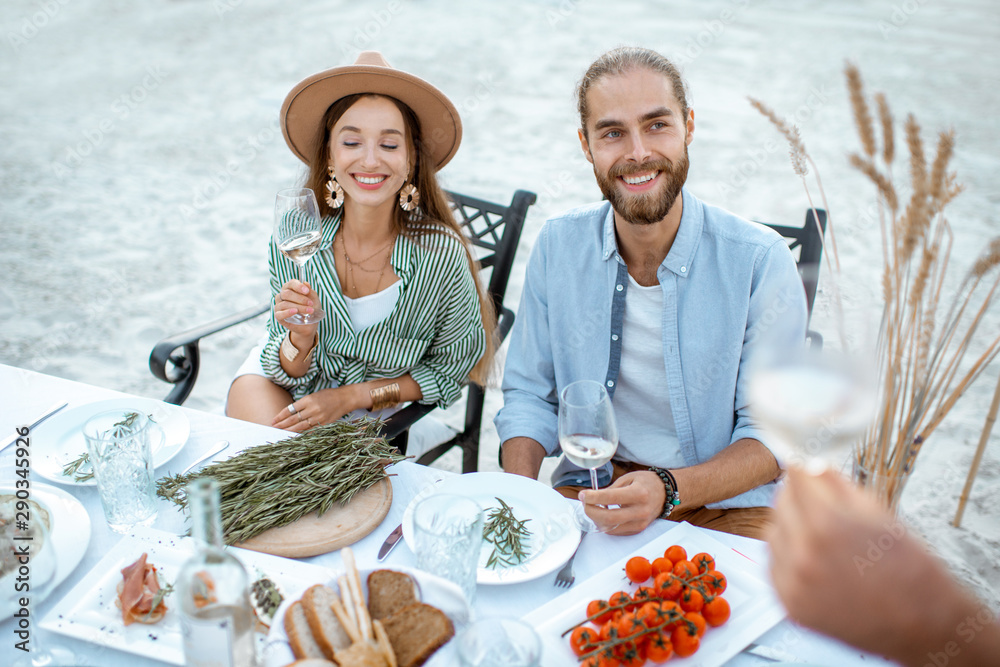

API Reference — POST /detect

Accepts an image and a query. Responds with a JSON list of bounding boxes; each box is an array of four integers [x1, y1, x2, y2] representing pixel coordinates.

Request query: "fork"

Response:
[[554, 531, 587, 588]]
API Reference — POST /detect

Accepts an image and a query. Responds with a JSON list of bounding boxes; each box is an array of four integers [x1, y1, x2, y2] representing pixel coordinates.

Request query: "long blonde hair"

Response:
[[303, 93, 497, 385]]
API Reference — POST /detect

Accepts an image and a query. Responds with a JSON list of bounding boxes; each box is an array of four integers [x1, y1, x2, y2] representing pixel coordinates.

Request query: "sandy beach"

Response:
[[2, 0, 997, 609]]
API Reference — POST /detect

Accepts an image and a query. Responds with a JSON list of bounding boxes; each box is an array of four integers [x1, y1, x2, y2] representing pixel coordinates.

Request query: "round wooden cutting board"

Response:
[[235, 477, 392, 558]]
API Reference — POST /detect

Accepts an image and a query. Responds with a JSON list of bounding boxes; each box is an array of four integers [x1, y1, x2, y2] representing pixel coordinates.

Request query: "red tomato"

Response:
[[672, 560, 699, 580], [570, 626, 599, 656], [625, 556, 653, 584], [684, 611, 707, 637], [664, 544, 687, 563], [679, 586, 705, 613], [703, 569, 728, 595], [653, 572, 682, 600], [703, 596, 732, 627], [645, 632, 673, 662], [691, 552, 715, 573], [672, 625, 701, 658], [588, 598, 614, 625], [650, 556, 674, 578]]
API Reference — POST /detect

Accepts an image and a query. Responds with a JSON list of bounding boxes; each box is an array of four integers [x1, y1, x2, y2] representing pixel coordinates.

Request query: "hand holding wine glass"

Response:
[[274, 188, 325, 326], [558, 380, 619, 532]]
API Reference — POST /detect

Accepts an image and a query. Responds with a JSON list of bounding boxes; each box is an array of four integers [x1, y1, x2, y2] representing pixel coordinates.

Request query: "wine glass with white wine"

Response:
[[274, 188, 325, 325], [749, 342, 877, 475], [558, 380, 619, 532]]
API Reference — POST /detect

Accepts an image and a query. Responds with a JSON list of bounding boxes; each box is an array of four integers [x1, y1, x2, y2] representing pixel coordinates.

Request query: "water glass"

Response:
[[457, 617, 541, 667], [83, 410, 159, 533], [412, 494, 483, 605]]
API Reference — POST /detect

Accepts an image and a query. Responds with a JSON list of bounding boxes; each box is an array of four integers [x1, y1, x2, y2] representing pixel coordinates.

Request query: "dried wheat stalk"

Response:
[[753, 63, 1000, 511]]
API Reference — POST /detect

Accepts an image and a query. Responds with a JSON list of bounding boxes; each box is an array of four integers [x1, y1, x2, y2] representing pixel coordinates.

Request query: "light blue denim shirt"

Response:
[[494, 188, 808, 509]]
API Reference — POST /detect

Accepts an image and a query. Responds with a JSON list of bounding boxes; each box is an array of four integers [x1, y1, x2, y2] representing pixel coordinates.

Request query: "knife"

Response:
[[0, 401, 69, 453], [377, 523, 404, 560], [181, 440, 230, 475]]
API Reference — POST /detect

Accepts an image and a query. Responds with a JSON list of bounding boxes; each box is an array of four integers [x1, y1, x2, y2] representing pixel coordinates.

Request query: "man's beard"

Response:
[[594, 146, 689, 226]]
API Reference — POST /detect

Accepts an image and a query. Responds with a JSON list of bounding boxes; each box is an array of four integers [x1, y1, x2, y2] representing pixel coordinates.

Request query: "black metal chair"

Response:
[[759, 208, 827, 348], [149, 189, 537, 472]]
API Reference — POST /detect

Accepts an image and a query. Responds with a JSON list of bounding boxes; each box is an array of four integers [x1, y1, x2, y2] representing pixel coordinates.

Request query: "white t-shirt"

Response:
[[611, 274, 685, 468]]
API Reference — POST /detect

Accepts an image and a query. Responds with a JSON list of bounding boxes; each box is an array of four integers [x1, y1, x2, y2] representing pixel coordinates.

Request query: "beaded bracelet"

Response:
[[649, 466, 682, 519]]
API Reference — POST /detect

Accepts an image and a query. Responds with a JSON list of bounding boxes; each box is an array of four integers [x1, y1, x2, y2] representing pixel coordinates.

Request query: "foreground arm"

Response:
[[581, 438, 779, 535], [769, 469, 1000, 667]]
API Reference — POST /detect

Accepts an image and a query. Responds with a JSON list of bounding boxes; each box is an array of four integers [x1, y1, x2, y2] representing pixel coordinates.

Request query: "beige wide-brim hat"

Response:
[[280, 51, 462, 170]]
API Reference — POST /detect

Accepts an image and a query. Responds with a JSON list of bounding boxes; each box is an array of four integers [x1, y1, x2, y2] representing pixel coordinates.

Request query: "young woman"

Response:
[[226, 51, 495, 433]]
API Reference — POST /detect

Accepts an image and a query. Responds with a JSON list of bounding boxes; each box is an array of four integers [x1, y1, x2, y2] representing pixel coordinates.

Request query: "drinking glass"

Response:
[[457, 617, 541, 667], [412, 494, 484, 605], [274, 187, 325, 325], [749, 344, 876, 473], [2, 515, 79, 665], [558, 380, 619, 530], [82, 410, 159, 533]]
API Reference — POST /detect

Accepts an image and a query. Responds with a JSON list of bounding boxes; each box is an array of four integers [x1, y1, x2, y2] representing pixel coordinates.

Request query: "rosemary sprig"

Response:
[[482, 497, 531, 569], [156, 419, 404, 545], [145, 581, 174, 621], [61, 451, 93, 482], [62, 412, 154, 482]]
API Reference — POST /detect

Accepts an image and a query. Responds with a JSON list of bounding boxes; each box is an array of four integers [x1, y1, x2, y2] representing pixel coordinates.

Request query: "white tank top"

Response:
[[344, 279, 401, 333], [611, 274, 685, 468]]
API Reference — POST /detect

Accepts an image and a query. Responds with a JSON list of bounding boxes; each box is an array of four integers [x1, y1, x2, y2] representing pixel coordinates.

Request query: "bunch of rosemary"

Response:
[[156, 420, 404, 545], [482, 497, 531, 569]]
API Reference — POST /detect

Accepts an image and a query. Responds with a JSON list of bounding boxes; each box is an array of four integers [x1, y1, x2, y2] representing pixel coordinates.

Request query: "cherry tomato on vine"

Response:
[[691, 552, 715, 573], [703, 596, 732, 627], [672, 625, 701, 658], [625, 556, 652, 584], [664, 544, 687, 563]]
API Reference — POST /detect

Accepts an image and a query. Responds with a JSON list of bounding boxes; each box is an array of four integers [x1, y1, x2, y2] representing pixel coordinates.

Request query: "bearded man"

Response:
[[494, 47, 808, 540]]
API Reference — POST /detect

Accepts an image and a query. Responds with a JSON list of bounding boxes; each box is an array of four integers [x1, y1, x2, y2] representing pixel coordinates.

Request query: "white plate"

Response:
[[264, 565, 472, 667], [40, 526, 335, 665], [0, 483, 91, 617], [31, 397, 191, 486], [522, 522, 786, 667], [402, 472, 582, 585]]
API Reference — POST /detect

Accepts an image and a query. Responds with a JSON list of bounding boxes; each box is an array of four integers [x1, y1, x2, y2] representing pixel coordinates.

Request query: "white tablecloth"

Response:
[[0, 364, 895, 666]]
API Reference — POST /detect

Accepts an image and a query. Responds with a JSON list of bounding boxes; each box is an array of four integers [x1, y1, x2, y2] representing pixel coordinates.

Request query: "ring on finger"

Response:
[[288, 403, 298, 415]]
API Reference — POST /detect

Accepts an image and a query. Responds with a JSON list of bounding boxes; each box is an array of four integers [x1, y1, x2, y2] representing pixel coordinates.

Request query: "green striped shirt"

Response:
[[261, 212, 486, 408]]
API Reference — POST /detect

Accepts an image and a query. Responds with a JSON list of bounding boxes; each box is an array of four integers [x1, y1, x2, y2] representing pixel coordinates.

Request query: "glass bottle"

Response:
[[177, 478, 257, 667]]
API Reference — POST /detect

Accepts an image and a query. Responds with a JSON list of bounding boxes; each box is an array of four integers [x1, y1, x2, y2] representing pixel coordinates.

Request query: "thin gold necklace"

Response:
[[340, 232, 393, 296]]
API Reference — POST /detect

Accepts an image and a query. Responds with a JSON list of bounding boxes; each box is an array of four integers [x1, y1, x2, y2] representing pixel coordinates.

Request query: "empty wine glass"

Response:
[[274, 187, 325, 325], [1, 515, 79, 666], [558, 380, 619, 531]]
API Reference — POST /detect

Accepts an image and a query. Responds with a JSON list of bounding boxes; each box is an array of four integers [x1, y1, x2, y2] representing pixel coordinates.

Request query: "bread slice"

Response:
[[366, 570, 419, 621], [284, 600, 326, 660], [301, 584, 353, 660], [380, 602, 454, 667]]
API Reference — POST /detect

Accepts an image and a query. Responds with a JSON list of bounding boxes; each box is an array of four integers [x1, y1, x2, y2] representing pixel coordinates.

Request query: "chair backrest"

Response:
[[759, 208, 827, 319], [446, 189, 537, 319]]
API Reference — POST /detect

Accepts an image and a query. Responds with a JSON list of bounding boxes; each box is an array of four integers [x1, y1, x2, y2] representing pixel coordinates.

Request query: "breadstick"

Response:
[[329, 594, 362, 644], [373, 619, 398, 667], [342, 548, 373, 640], [338, 574, 359, 637]]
